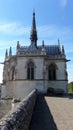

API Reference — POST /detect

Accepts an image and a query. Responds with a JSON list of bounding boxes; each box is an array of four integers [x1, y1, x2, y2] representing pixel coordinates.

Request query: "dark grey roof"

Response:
[[28, 44, 37, 51], [20, 44, 37, 51], [19, 44, 61, 55], [45, 46, 61, 55]]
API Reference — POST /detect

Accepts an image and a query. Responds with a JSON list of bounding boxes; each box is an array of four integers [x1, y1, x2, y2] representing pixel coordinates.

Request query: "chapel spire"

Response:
[[30, 11, 38, 47]]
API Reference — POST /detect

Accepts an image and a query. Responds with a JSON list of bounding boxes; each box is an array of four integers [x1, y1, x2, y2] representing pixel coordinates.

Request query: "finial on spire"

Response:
[[30, 12, 38, 47], [33, 10, 35, 16]]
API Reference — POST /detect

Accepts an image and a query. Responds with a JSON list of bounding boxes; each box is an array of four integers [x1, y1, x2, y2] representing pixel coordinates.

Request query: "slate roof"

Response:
[[45, 46, 61, 55], [28, 44, 37, 51], [19, 44, 61, 55]]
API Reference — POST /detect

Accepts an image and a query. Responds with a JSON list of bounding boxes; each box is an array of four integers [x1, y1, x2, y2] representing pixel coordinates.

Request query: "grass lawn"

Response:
[[68, 82, 73, 93]]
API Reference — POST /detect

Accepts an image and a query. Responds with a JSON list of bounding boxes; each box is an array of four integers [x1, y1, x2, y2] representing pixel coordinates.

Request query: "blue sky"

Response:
[[0, 0, 73, 83]]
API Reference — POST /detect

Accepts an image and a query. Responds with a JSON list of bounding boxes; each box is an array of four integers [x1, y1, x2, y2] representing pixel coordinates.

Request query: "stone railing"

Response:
[[0, 89, 37, 130]]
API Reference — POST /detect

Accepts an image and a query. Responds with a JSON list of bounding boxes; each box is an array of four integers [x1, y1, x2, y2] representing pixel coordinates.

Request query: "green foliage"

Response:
[[68, 82, 73, 93]]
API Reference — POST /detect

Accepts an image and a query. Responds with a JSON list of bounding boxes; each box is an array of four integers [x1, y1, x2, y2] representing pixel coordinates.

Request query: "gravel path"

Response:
[[29, 94, 73, 130]]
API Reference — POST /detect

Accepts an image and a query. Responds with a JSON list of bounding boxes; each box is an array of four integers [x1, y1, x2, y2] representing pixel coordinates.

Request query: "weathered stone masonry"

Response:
[[0, 89, 37, 130]]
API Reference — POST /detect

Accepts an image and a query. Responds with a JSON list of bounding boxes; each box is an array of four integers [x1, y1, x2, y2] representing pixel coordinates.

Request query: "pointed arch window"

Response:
[[27, 62, 34, 80], [48, 64, 57, 80]]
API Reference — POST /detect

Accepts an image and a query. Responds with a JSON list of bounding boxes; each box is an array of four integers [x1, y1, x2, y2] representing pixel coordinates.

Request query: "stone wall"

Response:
[[0, 89, 37, 130], [15, 57, 44, 80], [0, 84, 1, 98], [7, 80, 44, 99]]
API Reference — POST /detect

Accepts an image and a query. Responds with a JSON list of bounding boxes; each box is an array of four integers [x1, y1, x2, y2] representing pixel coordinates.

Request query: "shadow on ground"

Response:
[[68, 94, 73, 99], [29, 94, 58, 130], [45, 93, 73, 99]]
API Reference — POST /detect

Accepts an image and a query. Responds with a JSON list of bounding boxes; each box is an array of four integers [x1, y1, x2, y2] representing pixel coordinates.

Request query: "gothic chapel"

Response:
[[2, 12, 68, 99]]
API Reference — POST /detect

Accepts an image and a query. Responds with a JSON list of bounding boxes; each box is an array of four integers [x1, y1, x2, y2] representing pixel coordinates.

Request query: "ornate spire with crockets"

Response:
[[30, 12, 38, 47]]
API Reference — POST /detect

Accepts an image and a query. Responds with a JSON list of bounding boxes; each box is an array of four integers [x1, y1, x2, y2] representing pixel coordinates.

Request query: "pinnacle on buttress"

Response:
[[9, 46, 12, 56], [58, 39, 60, 46], [5, 49, 8, 58], [41, 40, 46, 55], [42, 40, 45, 48], [17, 41, 20, 49], [30, 12, 38, 47], [58, 39, 61, 52], [62, 45, 65, 55]]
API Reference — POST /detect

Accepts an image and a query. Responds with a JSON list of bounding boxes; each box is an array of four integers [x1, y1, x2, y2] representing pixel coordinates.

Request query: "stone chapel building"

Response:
[[2, 12, 68, 99]]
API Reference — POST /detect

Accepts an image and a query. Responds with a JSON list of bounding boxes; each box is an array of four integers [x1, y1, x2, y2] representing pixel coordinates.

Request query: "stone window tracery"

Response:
[[27, 61, 34, 80], [48, 63, 57, 80]]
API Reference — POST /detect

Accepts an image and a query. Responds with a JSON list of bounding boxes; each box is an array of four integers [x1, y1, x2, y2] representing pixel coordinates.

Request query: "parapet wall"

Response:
[[0, 89, 37, 130]]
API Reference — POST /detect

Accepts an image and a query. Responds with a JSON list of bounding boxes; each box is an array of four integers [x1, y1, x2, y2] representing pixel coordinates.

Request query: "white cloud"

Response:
[[59, 0, 68, 8], [0, 23, 73, 53], [0, 22, 69, 38], [0, 22, 72, 42], [38, 25, 69, 38], [0, 23, 30, 36]]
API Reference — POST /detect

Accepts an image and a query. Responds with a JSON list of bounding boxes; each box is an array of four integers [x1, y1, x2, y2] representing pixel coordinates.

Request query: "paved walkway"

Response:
[[29, 94, 73, 130]]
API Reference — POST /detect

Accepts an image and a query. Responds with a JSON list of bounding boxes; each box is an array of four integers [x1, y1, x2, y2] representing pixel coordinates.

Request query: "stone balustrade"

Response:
[[0, 89, 37, 130]]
